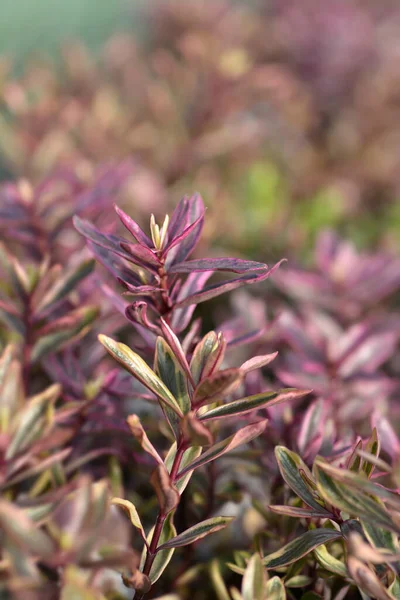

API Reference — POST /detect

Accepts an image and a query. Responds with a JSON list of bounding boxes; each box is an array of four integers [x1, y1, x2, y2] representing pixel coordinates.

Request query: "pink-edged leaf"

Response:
[[127, 415, 164, 466], [73, 215, 132, 260], [241, 352, 278, 373], [199, 389, 310, 421], [160, 318, 194, 387], [150, 465, 180, 515], [167, 193, 204, 240], [114, 204, 153, 248], [98, 335, 183, 417], [163, 214, 204, 257], [120, 241, 161, 271], [169, 258, 268, 274], [177, 420, 268, 479], [193, 368, 243, 406], [269, 505, 333, 519], [176, 260, 285, 308], [157, 516, 234, 550], [126, 302, 159, 332], [165, 194, 205, 266], [190, 331, 221, 385]]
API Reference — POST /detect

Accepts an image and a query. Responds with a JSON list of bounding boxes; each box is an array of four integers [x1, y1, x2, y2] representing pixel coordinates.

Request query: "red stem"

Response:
[[135, 443, 186, 600]]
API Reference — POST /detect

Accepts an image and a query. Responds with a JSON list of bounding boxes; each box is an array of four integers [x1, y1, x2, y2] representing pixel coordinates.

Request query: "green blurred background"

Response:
[[0, 0, 136, 59]]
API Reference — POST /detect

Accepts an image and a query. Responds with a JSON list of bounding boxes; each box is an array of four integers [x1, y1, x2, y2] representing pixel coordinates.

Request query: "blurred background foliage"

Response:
[[1, 0, 400, 262]]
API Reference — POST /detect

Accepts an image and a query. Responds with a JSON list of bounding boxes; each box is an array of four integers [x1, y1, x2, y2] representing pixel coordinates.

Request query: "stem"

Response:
[[135, 443, 186, 600]]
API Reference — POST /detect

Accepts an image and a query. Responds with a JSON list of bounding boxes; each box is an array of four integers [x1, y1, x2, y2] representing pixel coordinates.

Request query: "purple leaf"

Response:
[[114, 204, 153, 248], [165, 194, 205, 266], [176, 260, 285, 307], [120, 241, 161, 272], [163, 214, 204, 257], [73, 215, 132, 260], [169, 258, 268, 274]]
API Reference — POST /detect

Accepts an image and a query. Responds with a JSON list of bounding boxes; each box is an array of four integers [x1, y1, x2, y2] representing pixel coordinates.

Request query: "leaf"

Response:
[[177, 420, 268, 480], [182, 412, 214, 446], [164, 444, 202, 493], [241, 553, 266, 600], [126, 414, 164, 466], [200, 389, 310, 421], [275, 447, 331, 515], [314, 460, 400, 533], [31, 306, 99, 362], [269, 506, 332, 519], [194, 369, 243, 406], [120, 241, 161, 271], [35, 258, 95, 313], [165, 193, 205, 266], [362, 428, 380, 478], [210, 560, 231, 600], [314, 544, 347, 576], [6, 384, 61, 459], [265, 576, 287, 600], [160, 318, 194, 386], [150, 465, 180, 515], [240, 352, 278, 373], [111, 498, 147, 544], [114, 204, 153, 248], [263, 529, 342, 569], [98, 335, 183, 417], [73, 215, 133, 260], [140, 513, 176, 584], [190, 331, 225, 385], [155, 337, 191, 415], [0, 500, 56, 558], [157, 516, 234, 550], [163, 214, 204, 256], [169, 258, 268, 274], [347, 556, 395, 600], [176, 261, 285, 307]]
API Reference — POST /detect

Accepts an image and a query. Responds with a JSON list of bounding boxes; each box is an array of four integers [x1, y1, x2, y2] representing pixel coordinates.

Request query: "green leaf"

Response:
[[241, 554, 266, 600], [362, 428, 381, 478], [155, 337, 191, 415], [6, 384, 61, 459], [111, 497, 147, 544], [314, 460, 400, 533], [275, 447, 331, 515], [285, 575, 312, 588], [177, 420, 268, 479], [190, 332, 225, 385], [314, 544, 347, 576], [269, 506, 331, 519], [209, 560, 231, 600], [157, 516, 234, 550], [140, 513, 176, 584], [200, 389, 310, 421], [164, 443, 202, 493], [99, 335, 183, 417], [316, 460, 400, 511], [263, 529, 342, 569], [265, 576, 287, 600]]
